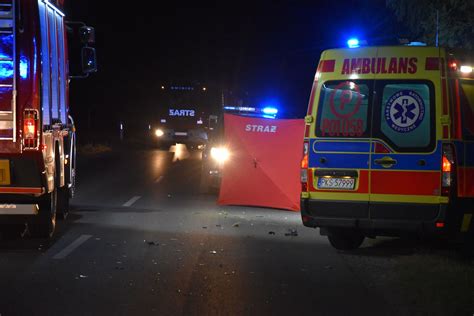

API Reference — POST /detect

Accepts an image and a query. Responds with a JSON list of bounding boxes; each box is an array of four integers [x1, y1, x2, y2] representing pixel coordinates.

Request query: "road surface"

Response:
[[0, 145, 471, 316]]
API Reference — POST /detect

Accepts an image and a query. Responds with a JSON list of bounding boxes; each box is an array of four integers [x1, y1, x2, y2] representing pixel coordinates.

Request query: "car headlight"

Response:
[[210, 147, 229, 163], [155, 129, 164, 137]]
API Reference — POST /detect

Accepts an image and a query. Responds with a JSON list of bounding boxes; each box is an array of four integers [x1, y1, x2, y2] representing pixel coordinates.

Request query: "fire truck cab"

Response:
[[301, 44, 473, 250], [0, 0, 96, 238]]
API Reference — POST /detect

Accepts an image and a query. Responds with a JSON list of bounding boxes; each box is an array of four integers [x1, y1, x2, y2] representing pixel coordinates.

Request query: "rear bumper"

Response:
[[301, 198, 447, 236], [0, 204, 38, 215], [156, 129, 208, 145]]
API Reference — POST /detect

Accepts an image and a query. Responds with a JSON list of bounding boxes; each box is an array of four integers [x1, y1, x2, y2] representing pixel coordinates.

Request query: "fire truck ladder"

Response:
[[0, 0, 16, 142]]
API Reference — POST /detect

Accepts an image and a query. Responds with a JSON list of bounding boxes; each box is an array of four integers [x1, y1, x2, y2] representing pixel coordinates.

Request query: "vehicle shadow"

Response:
[[346, 236, 469, 260], [0, 212, 84, 252]]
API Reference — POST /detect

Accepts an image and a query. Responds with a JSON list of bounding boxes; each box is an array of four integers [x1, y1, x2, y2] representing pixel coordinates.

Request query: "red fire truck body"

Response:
[[0, 0, 95, 237]]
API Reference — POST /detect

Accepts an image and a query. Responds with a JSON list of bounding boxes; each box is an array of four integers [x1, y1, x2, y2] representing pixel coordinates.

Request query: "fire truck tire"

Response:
[[29, 189, 58, 239], [57, 185, 70, 220], [0, 224, 27, 240], [327, 228, 365, 250]]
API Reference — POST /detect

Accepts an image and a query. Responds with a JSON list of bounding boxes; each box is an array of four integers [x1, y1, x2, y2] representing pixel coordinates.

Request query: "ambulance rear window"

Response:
[[374, 81, 435, 152], [460, 80, 474, 140], [316, 81, 371, 138]]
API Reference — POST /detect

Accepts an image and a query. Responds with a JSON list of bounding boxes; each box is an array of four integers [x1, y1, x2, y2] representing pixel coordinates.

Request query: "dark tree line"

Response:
[[386, 0, 474, 49]]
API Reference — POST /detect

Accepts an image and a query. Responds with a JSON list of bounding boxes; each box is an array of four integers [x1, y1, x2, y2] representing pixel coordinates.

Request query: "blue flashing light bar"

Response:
[[406, 41, 427, 47], [224, 106, 256, 112], [347, 38, 360, 48], [262, 107, 278, 115]]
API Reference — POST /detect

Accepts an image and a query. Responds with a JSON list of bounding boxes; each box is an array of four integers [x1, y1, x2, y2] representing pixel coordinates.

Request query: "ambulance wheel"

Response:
[[57, 185, 69, 220], [327, 229, 365, 250], [29, 189, 57, 239]]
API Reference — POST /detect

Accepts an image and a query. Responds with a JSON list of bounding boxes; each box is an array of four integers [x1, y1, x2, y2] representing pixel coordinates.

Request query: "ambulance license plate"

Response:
[[317, 177, 355, 190]]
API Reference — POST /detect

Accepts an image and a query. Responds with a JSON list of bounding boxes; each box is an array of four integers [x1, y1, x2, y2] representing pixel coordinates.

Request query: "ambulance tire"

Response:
[[327, 228, 365, 250], [29, 189, 58, 239], [57, 185, 69, 220]]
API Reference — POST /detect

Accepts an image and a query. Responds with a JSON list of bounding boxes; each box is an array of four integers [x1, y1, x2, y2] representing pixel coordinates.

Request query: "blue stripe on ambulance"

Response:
[[312, 140, 371, 153]]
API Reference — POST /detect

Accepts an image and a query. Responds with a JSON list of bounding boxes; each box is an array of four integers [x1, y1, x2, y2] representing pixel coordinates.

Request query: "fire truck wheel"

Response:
[[0, 224, 27, 240], [327, 228, 365, 250], [57, 186, 70, 220], [29, 189, 58, 239]]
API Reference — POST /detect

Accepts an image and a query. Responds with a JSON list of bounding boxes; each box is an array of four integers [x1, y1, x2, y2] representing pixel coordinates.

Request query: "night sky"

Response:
[[63, 1, 401, 139]]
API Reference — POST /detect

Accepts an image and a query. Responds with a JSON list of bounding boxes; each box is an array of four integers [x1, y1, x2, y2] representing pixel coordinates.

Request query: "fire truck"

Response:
[[149, 83, 221, 148], [0, 0, 96, 238]]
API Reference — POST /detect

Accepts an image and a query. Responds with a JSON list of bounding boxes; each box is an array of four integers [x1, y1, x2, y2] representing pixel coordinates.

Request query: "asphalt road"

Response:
[[0, 145, 471, 316]]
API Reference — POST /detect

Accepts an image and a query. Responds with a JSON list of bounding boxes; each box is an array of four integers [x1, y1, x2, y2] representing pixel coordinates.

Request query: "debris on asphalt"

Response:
[[145, 240, 159, 246], [210, 250, 217, 254], [232, 222, 240, 227], [167, 194, 172, 198], [285, 229, 298, 237], [79, 274, 88, 279], [216, 224, 221, 227], [95, 238, 101, 241], [202, 226, 207, 229], [325, 265, 333, 270], [268, 231, 276, 235]]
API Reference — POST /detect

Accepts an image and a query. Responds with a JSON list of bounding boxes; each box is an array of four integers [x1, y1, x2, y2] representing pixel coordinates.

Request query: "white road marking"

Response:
[[155, 176, 164, 183], [53, 235, 92, 259], [122, 195, 142, 207]]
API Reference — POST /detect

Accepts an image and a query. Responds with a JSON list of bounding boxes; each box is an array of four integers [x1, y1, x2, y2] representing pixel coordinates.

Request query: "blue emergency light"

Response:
[[347, 38, 360, 48], [262, 107, 278, 115]]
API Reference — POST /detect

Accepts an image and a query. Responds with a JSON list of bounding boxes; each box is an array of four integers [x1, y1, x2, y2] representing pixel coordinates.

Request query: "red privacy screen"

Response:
[[217, 114, 305, 211]]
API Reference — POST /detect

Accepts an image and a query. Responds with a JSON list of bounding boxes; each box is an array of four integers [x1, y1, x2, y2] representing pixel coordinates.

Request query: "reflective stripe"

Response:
[[0, 187, 43, 194], [0, 204, 38, 215], [461, 214, 472, 233]]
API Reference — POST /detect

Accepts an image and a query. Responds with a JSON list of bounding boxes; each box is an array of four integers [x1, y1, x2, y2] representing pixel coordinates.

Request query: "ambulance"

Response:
[[300, 43, 474, 250]]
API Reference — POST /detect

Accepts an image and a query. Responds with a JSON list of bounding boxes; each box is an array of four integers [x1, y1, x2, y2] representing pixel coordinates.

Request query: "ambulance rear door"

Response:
[[310, 48, 378, 220], [368, 47, 444, 225]]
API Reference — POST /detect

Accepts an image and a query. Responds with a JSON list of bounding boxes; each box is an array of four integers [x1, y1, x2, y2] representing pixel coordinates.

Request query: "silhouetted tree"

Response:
[[386, 0, 474, 49]]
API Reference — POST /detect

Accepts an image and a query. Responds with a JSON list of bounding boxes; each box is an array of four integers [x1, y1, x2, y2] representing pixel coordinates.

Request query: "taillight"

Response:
[[23, 110, 38, 149], [301, 141, 309, 191], [441, 144, 455, 196]]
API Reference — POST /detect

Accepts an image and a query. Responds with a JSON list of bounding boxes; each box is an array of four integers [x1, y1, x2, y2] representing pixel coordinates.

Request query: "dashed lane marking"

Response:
[[122, 195, 142, 207], [53, 235, 92, 259]]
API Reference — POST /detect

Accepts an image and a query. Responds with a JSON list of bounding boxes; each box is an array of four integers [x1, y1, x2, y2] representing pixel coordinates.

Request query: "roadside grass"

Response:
[[77, 143, 112, 156], [395, 253, 474, 315]]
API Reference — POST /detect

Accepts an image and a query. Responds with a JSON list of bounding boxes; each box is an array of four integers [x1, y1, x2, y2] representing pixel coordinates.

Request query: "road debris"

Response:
[[285, 229, 298, 237], [210, 250, 217, 254], [145, 240, 159, 246], [232, 222, 240, 227], [268, 231, 276, 235]]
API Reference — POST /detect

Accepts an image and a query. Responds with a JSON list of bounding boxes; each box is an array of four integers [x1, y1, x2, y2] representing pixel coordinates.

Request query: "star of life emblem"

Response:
[[385, 90, 425, 133]]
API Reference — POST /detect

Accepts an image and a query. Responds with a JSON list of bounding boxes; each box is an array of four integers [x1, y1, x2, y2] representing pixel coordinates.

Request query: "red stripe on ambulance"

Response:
[[371, 171, 440, 195]]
